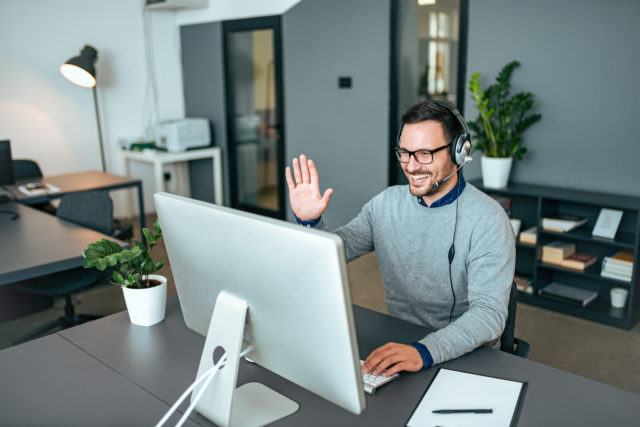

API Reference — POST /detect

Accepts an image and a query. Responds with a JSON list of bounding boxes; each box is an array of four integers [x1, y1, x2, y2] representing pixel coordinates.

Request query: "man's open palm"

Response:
[[285, 154, 333, 221]]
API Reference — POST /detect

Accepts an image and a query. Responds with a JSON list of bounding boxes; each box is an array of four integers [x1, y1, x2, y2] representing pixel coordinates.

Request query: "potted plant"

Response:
[[468, 60, 542, 188], [82, 219, 167, 326]]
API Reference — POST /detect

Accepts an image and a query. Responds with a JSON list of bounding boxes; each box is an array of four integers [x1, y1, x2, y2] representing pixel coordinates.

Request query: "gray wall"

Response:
[[464, 0, 640, 195], [282, 0, 390, 226], [180, 22, 231, 206]]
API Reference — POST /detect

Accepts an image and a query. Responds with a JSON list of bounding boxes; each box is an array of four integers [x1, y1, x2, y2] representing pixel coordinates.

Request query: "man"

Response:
[[285, 101, 515, 377]]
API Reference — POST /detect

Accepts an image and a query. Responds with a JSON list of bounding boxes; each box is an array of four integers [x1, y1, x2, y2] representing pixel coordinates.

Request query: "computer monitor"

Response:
[[154, 192, 365, 426], [0, 140, 15, 186]]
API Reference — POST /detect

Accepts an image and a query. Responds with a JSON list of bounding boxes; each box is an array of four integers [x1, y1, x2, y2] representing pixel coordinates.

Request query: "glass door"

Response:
[[223, 16, 285, 219]]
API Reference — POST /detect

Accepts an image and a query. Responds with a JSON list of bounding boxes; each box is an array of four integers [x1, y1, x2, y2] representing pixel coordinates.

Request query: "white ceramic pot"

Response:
[[481, 155, 513, 189], [122, 274, 167, 326]]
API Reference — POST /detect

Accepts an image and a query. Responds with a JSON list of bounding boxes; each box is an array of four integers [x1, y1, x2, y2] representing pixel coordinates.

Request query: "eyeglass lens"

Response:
[[395, 149, 432, 164]]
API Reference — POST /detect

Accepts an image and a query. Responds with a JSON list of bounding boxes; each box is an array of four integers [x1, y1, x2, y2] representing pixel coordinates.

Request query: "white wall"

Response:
[[0, 0, 302, 218], [0, 0, 153, 217]]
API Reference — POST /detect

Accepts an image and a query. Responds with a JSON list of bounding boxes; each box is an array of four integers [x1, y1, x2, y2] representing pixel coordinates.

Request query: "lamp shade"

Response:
[[60, 45, 98, 88]]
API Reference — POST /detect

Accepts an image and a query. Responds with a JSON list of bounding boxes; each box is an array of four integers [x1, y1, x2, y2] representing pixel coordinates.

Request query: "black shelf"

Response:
[[539, 228, 635, 249], [474, 179, 640, 330], [538, 262, 632, 286]]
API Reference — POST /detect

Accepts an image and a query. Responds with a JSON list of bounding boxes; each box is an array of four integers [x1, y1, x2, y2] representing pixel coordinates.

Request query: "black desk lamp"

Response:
[[60, 45, 106, 172]]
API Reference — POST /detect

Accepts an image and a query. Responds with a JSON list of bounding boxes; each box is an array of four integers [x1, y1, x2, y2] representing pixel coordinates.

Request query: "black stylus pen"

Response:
[[432, 409, 493, 414]]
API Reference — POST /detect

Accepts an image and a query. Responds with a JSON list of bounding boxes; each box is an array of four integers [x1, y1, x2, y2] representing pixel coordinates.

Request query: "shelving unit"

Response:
[[472, 179, 640, 329]]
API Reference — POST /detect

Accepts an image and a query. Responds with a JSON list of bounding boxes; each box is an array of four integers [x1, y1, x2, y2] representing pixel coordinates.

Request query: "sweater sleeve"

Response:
[[315, 201, 376, 262], [419, 210, 515, 364]]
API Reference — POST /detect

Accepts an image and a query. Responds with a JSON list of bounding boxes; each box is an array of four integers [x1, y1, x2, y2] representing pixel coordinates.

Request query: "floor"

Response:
[[2, 215, 639, 395]]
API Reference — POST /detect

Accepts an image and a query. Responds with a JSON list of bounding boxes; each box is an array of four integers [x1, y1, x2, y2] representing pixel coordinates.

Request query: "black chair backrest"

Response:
[[12, 159, 43, 181], [56, 190, 114, 236], [500, 281, 518, 354]]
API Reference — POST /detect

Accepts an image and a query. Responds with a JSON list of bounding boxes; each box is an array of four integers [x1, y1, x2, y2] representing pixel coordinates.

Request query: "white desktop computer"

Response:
[[155, 193, 365, 426]]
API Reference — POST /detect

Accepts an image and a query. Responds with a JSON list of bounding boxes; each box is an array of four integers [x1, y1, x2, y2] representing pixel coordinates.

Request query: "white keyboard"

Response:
[[360, 360, 399, 394]]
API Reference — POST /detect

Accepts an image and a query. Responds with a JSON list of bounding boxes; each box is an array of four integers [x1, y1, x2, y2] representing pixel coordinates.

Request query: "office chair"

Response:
[[500, 280, 531, 358], [11, 191, 116, 345], [12, 159, 57, 215]]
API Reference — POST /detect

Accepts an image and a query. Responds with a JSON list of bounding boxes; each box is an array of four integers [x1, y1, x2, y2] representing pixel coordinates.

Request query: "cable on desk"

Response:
[[156, 346, 253, 427]]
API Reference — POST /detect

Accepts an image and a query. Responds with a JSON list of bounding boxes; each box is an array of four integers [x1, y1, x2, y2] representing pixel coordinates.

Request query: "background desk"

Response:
[[1, 297, 637, 426], [121, 148, 223, 212], [0, 202, 119, 286], [7, 170, 146, 239]]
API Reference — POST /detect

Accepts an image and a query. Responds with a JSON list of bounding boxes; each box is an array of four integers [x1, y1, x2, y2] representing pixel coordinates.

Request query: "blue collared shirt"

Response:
[[417, 173, 466, 208]]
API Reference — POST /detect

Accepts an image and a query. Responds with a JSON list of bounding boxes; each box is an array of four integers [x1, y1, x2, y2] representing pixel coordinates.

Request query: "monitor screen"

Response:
[[155, 192, 365, 422], [0, 140, 15, 186]]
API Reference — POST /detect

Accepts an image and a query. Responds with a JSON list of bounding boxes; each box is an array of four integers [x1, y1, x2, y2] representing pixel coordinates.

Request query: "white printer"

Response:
[[154, 118, 210, 152]]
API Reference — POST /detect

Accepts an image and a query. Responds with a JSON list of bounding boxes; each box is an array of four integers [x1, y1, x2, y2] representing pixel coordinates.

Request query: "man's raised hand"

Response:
[[285, 154, 333, 221]]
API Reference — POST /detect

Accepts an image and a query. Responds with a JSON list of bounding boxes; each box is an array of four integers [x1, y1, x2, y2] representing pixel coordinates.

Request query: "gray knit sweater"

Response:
[[317, 183, 515, 365]]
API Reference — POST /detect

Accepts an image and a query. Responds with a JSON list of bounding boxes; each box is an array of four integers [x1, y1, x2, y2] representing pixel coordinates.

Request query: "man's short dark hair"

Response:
[[400, 101, 463, 145]]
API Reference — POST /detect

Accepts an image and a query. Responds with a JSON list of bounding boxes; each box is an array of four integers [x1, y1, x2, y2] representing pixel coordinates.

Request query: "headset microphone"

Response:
[[430, 156, 472, 190]]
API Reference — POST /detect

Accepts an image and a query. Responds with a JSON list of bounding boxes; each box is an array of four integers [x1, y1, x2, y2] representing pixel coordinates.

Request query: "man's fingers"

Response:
[[383, 361, 410, 377], [292, 157, 302, 184], [308, 159, 319, 185], [300, 154, 311, 184], [285, 167, 295, 191], [322, 188, 333, 206], [363, 344, 400, 374]]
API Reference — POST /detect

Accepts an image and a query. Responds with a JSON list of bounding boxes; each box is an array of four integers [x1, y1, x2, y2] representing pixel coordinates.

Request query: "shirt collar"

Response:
[[417, 173, 466, 208]]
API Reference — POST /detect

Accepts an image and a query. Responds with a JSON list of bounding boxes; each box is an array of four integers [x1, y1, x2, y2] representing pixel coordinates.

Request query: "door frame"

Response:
[[222, 15, 286, 219]]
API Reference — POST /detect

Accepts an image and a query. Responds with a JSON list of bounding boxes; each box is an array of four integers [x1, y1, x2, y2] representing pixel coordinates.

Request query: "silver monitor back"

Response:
[[154, 192, 365, 415]]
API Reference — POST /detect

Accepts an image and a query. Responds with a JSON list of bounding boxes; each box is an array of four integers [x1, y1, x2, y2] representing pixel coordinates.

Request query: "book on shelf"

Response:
[[603, 249, 634, 267], [601, 262, 633, 277], [541, 215, 588, 233], [601, 249, 634, 282], [592, 208, 623, 239], [514, 276, 534, 294], [17, 182, 60, 196], [561, 253, 597, 271], [600, 269, 632, 282], [519, 226, 537, 245], [541, 240, 576, 264], [538, 282, 598, 306]]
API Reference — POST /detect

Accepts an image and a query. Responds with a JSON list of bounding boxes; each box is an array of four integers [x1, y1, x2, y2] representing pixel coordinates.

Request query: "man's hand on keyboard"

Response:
[[361, 342, 423, 377]]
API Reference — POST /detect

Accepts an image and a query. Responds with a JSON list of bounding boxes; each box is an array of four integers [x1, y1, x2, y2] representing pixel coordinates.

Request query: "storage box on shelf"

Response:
[[472, 179, 640, 330]]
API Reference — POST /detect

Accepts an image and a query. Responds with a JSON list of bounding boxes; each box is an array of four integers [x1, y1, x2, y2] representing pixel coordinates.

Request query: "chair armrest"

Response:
[[513, 338, 530, 358]]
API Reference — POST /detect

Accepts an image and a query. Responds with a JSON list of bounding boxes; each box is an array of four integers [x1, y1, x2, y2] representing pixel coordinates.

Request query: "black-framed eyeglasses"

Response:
[[394, 144, 451, 165]]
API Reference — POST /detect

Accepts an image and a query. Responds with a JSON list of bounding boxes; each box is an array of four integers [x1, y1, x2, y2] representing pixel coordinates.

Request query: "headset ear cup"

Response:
[[451, 136, 464, 166], [451, 135, 470, 166]]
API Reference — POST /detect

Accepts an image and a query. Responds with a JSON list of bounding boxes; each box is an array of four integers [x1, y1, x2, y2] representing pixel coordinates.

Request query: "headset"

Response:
[[396, 100, 472, 324]]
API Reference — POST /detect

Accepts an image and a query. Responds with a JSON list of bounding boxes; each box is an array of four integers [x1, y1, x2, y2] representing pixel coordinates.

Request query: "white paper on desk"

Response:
[[406, 368, 524, 427], [17, 183, 60, 196]]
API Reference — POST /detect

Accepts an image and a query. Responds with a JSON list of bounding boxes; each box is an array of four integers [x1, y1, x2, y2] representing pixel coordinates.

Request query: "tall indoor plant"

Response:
[[82, 219, 167, 326], [468, 60, 541, 188]]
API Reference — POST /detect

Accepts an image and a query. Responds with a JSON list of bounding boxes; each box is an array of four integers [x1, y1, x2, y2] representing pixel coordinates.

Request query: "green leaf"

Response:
[[142, 228, 154, 243], [96, 258, 108, 271], [132, 239, 145, 250], [153, 218, 162, 235], [112, 271, 125, 284]]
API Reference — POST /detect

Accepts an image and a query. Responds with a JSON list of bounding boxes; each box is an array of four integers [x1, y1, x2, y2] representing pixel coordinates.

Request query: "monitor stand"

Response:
[[193, 291, 299, 427]]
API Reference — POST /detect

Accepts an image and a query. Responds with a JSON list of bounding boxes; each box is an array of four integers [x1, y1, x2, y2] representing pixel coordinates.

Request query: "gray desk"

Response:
[[0, 333, 199, 427], [52, 298, 640, 426], [7, 170, 146, 239], [0, 202, 117, 286]]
